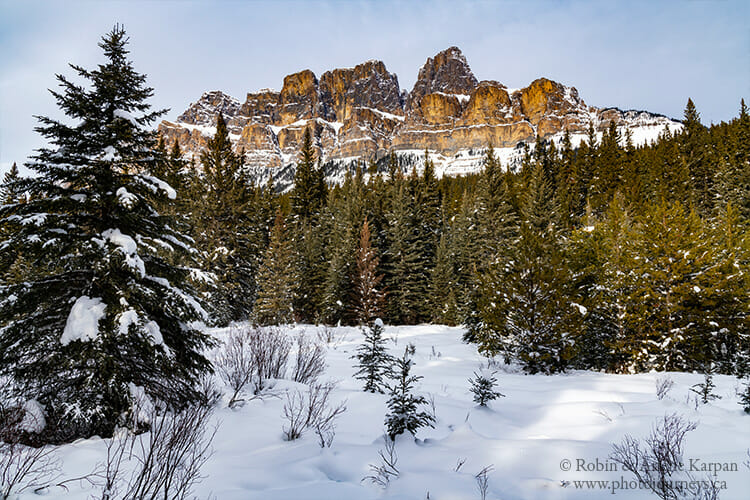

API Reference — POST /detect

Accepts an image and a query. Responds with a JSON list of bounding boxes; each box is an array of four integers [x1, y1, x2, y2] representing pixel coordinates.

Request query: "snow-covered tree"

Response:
[[0, 26, 213, 441], [352, 319, 392, 393], [385, 347, 434, 439]]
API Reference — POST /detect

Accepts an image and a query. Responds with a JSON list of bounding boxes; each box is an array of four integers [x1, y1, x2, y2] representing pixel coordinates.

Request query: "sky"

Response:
[[1, 0, 748, 176]]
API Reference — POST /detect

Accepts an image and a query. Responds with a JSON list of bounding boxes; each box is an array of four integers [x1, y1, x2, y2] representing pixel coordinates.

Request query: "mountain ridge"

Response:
[[158, 46, 682, 183]]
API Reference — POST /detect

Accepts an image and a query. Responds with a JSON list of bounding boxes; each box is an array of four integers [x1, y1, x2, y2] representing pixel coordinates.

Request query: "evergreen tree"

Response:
[[352, 319, 392, 393], [385, 347, 435, 439], [191, 113, 258, 322], [469, 370, 504, 407], [0, 26, 213, 441], [1, 162, 22, 205], [476, 164, 580, 373], [254, 210, 297, 325], [690, 365, 721, 404], [291, 128, 327, 221], [681, 99, 712, 215], [383, 173, 424, 324]]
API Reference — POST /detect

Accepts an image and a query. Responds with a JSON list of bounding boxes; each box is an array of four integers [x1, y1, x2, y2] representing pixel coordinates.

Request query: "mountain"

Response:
[[158, 46, 682, 183]]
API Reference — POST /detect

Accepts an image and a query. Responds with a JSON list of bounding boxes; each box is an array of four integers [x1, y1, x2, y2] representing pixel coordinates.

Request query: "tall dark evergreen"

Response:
[[0, 26, 213, 441], [254, 210, 297, 325]]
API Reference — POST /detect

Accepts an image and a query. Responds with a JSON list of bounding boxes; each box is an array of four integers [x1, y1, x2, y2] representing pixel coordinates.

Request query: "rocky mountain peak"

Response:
[[411, 46, 478, 99], [177, 90, 240, 125], [319, 59, 402, 122]]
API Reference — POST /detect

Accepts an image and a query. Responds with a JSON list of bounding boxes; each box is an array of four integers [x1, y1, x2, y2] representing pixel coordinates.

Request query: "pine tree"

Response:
[[385, 347, 435, 439], [291, 128, 327, 221], [690, 365, 721, 404], [188, 113, 260, 323], [383, 173, 424, 324], [469, 370, 504, 407], [1, 162, 22, 205], [352, 319, 392, 393], [352, 217, 385, 324], [681, 99, 712, 215], [476, 163, 580, 373], [254, 210, 297, 325], [0, 26, 213, 441]]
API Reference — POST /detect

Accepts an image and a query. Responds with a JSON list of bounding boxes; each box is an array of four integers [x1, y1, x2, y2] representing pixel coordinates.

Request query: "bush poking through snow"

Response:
[[363, 434, 399, 488], [469, 371, 504, 407], [655, 375, 675, 400], [474, 464, 494, 500], [96, 403, 216, 500], [282, 382, 346, 445], [292, 333, 326, 385], [214, 327, 255, 407], [610, 413, 720, 500], [385, 348, 435, 440], [0, 401, 60, 499], [248, 326, 292, 393]]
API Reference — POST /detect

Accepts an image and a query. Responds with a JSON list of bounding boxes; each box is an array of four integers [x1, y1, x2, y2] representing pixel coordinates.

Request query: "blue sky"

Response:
[[1, 0, 748, 176]]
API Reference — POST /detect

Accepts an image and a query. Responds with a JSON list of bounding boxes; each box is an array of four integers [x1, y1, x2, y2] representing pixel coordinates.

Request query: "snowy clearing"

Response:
[[30, 324, 750, 499]]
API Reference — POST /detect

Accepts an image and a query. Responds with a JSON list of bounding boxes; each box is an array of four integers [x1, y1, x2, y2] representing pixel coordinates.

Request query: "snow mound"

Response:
[[60, 296, 106, 345]]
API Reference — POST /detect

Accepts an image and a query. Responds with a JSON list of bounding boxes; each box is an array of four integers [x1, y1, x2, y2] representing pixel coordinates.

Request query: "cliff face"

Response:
[[158, 46, 681, 179]]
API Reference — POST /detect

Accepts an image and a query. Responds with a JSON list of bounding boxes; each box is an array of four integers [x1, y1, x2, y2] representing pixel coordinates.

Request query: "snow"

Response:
[[116, 187, 137, 208], [60, 296, 106, 346], [102, 146, 117, 161], [33, 324, 750, 499], [102, 228, 146, 277], [138, 174, 177, 200], [361, 106, 405, 122], [20, 399, 46, 433], [113, 108, 139, 126]]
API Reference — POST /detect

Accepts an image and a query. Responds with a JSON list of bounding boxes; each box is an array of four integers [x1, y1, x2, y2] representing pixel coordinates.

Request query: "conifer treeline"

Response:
[[4, 93, 748, 378], [149, 99, 749, 376]]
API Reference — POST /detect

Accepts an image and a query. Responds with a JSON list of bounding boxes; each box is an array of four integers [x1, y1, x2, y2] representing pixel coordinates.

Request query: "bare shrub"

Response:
[[610, 413, 720, 500], [118, 403, 216, 500], [363, 435, 399, 488], [282, 382, 346, 445], [214, 327, 254, 407], [248, 327, 292, 393], [655, 375, 675, 400], [0, 400, 60, 499], [475, 464, 493, 500], [292, 333, 326, 384]]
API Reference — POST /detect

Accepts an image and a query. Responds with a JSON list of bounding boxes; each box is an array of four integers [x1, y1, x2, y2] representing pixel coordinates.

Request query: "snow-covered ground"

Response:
[[26, 324, 750, 499]]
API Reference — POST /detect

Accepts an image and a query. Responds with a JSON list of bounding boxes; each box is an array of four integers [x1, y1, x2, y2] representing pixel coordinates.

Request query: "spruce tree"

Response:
[[681, 99, 712, 215], [476, 163, 580, 373], [469, 370, 504, 407], [0, 26, 213, 441], [1, 162, 22, 205], [352, 319, 392, 393], [192, 113, 257, 323], [254, 210, 297, 325], [385, 347, 435, 439]]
